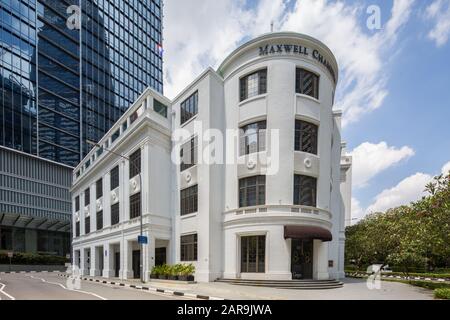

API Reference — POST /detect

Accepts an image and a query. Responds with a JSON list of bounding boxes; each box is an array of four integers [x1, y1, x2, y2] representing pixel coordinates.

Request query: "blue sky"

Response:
[[163, 0, 450, 221]]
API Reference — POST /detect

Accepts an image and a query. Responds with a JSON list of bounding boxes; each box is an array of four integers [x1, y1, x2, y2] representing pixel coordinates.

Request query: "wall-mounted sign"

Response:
[[259, 44, 337, 83]]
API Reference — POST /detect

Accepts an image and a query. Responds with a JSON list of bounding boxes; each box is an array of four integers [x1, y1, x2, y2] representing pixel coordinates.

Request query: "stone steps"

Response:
[[215, 278, 344, 290]]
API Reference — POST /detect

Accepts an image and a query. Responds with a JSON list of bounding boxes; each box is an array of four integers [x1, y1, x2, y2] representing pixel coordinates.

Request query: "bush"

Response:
[[407, 280, 450, 290], [150, 265, 161, 276], [150, 263, 195, 280], [434, 288, 450, 299], [0, 251, 67, 265], [386, 272, 450, 279], [181, 263, 195, 276]]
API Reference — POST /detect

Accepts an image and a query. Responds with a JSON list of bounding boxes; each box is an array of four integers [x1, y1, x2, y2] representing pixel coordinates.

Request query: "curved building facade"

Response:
[[71, 32, 352, 282], [218, 33, 344, 281]]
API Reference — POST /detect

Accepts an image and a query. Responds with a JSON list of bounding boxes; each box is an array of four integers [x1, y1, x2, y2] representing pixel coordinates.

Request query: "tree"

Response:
[[345, 173, 450, 273]]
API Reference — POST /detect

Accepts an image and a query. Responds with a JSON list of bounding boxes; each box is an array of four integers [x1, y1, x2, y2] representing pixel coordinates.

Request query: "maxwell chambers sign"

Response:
[[259, 44, 337, 83]]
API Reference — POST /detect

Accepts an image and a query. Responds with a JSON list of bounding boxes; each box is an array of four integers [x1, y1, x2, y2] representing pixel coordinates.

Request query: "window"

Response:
[[75, 221, 80, 237], [296, 68, 319, 99], [240, 121, 266, 155], [110, 166, 119, 189], [180, 137, 198, 172], [295, 120, 318, 155], [111, 203, 120, 225], [111, 129, 120, 143], [130, 192, 141, 219], [85, 216, 90, 234], [84, 188, 90, 206], [239, 176, 266, 207], [240, 69, 267, 102], [97, 210, 103, 230], [180, 91, 198, 125], [154, 99, 168, 117], [180, 185, 198, 216], [129, 148, 141, 177], [294, 175, 317, 207], [241, 236, 265, 273], [75, 196, 80, 212], [180, 234, 197, 261], [96, 179, 103, 199]]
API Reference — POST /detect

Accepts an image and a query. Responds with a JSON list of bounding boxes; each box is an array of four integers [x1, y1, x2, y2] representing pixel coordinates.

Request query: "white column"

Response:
[[142, 143, 150, 215], [146, 94, 152, 111], [103, 243, 114, 278], [91, 183, 97, 232], [313, 240, 330, 280], [121, 239, 133, 279], [80, 191, 85, 235], [145, 233, 155, 282], [72, 198, 77, 240], [104, 173, 111, 227], [90, 246, 98, 276], [73, 249, 80, 271], [121, 160, 130, 222], [80, 248, 87, 276]]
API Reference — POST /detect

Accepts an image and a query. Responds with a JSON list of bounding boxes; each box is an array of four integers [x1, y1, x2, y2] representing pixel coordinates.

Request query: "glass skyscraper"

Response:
[[0, 0, 163, 257]]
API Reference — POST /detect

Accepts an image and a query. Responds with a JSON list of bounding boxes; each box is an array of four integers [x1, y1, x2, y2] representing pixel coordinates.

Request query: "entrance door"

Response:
[[114, 252, 120, 277], [291, 239, 313, 279], [155, 247, 166, 266], [132, 250, 141, 279]]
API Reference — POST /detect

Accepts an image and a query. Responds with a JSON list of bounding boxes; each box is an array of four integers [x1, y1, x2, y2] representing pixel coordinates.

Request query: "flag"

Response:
[[157, 43, 164, 56]]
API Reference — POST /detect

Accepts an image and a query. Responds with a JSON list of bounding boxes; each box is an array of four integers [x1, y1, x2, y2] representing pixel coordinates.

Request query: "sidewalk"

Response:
[[58, 274, 434, 300]]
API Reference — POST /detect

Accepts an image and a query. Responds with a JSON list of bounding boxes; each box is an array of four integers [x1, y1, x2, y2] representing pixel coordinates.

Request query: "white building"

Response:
[[71, 32, 352, 283]]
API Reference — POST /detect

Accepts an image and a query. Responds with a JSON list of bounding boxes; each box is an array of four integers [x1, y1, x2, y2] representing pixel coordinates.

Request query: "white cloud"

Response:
[[366, 173, 431, 214], [352, 158, 450, 221], [163, 0, 285, 98], [351, 197, 366, 222], [348, 142, 415, 188], [163, 0, 415, 126], [442, 161, 450, 175], [425, 0, 450, 47]]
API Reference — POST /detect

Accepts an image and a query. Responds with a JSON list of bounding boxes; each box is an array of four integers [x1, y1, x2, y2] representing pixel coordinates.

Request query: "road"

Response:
[[0, 272, 191, 300]]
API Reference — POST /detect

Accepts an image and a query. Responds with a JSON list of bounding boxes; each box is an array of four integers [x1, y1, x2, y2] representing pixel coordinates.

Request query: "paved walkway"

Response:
[[70, 275, 435, 300]]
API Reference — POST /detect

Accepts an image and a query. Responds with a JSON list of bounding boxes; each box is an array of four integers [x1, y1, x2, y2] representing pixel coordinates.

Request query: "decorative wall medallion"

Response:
[[132, 180, 137, 190], [185, 172, 192, 183], [247, 159, 256, 170], [96, 199, 102, 211], [304, 158, 312, 168]]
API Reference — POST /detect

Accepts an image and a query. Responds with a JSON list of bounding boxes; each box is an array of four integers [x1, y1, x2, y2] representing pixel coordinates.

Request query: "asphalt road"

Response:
[[0, 272, 191, 300]]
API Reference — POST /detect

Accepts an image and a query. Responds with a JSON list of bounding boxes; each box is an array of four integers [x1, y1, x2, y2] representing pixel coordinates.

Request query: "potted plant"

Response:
[[168, 265, 178, 280], [179, 263, 195, 281], [150, 265, 159, 279], [159, 264, 169, 279]]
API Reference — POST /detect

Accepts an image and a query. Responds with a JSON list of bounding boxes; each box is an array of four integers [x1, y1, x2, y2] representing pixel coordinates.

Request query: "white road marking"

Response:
[[0, 280, 16, 300], [26, 275, 107, 300]]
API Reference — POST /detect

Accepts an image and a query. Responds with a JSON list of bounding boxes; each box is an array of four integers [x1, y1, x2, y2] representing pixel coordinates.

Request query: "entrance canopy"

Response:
[[284, 225, 332, 242]]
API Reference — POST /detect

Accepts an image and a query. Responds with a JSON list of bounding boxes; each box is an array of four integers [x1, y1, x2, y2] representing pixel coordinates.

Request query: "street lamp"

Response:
[[86, 140, 145, 283]]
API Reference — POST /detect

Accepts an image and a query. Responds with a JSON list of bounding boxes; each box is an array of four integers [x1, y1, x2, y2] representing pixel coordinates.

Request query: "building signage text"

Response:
[[259, 44, 337, 83]]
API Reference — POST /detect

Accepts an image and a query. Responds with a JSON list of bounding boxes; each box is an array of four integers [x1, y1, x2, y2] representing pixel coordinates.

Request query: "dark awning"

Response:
[[284, 225, 332, 242]]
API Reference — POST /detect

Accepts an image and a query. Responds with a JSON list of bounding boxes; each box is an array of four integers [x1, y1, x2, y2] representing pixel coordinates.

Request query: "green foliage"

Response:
[[406, 280, 450, 290], [434, 288, 450, 299], [0, 251, 68, 265], [345, 173, 450, 273], [181, 263, 195, 276], [150, 263, 195, 276]]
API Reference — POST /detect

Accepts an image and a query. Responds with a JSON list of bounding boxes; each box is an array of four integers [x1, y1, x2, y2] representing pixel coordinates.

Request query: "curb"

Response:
[[58, 274, 226, 300], [345, 272, 450, 283]]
